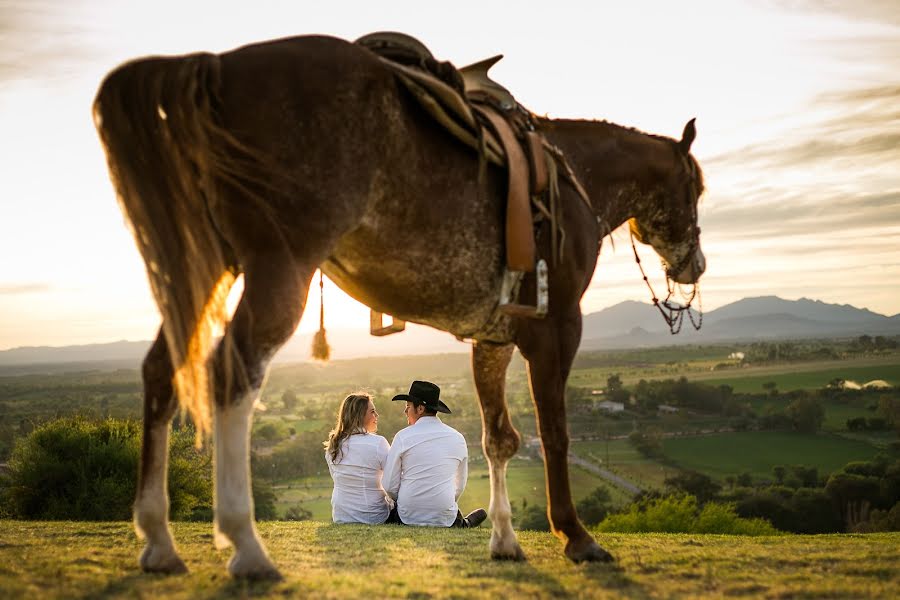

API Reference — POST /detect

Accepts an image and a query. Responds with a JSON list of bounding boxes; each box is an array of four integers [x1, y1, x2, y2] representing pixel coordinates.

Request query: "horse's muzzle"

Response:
[[669, 248, 706, 284]]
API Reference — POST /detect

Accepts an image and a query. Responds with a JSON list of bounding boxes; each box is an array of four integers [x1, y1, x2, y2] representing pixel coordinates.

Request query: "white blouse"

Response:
[[325, 433, 391, 524]]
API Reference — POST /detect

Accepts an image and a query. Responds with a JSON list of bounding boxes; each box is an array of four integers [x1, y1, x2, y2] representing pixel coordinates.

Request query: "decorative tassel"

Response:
[[311, 270, 331, 361]]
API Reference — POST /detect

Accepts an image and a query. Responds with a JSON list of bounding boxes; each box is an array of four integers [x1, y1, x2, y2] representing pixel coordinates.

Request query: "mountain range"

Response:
[[1, 296, 898, 371]]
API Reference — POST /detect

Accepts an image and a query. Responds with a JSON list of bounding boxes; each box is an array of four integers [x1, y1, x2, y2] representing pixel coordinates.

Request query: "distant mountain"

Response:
[[0, 327, 468, 374], [581, 296, 900, 349], [2, 296, 898, 372], [0, 340, 151, 367]]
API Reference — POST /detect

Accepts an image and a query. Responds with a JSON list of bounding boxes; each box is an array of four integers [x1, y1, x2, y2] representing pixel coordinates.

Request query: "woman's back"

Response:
[[326, 433, 390, 524]]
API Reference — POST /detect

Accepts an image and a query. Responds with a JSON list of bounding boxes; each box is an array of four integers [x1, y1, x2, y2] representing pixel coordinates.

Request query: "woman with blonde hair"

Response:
[[324, 392, 392, 524]]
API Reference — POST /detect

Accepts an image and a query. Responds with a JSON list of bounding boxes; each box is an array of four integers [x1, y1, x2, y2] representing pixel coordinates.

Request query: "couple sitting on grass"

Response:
[[324, 380, 487, 528]]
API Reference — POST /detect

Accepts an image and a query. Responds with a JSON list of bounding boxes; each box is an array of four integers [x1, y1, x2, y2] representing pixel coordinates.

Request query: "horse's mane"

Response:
[[537, 117, 705, 195]]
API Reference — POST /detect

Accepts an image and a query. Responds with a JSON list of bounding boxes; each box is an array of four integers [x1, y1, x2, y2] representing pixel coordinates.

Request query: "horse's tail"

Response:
[[93, 53, 251, 442]]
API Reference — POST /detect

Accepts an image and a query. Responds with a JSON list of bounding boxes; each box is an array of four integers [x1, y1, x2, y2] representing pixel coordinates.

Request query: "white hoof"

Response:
[[228, 551, 283, 581], [490, 531, 527, 561], [139, 543, 188, 574]]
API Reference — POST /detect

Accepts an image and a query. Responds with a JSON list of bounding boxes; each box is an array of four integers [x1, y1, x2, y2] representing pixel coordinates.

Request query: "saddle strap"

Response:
[[475, 105, 536, 273]]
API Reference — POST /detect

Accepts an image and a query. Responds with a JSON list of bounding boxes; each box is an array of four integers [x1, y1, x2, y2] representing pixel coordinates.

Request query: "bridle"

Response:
[[631, 232, 702, 334], [630, 146, 703, 335]]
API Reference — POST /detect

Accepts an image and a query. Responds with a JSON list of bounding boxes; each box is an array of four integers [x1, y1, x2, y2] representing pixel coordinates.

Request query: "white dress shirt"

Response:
[[382, 416, 468, 526], [325, 433, 391, 524]]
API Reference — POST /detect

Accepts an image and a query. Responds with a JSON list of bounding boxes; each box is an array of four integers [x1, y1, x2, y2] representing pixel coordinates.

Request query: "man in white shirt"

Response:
[[382, 380, 487, 528]]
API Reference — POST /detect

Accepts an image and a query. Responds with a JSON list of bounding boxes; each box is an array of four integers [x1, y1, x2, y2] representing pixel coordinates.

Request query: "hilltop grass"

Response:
[[0, 521, 897, 599]]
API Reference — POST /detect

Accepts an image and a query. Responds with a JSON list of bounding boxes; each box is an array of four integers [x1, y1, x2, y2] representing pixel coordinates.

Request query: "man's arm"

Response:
[[454, 437, 468, 501], [382, 437, 403, 501]]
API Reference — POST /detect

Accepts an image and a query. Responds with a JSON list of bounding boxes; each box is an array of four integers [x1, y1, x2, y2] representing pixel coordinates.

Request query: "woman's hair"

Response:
[[324, 392, 372, 463]]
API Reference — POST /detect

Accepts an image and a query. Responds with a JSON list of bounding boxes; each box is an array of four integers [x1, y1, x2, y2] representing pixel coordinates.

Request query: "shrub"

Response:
[[0, 417, 213, 520], [575, 486, 613, 525], [664, 470, 721, 504], [597, 495, 778, 535], [517, 504, 550, 531], [284, 504, 313, 521], [852, 501, 900, 532]]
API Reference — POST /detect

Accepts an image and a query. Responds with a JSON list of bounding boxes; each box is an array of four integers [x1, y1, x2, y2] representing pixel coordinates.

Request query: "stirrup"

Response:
[[370, 310, 406, 336], [498, 259, 548, 318]]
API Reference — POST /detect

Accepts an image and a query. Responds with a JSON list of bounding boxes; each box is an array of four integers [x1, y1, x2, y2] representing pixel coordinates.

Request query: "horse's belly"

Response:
[[323, 233, 510, 340]]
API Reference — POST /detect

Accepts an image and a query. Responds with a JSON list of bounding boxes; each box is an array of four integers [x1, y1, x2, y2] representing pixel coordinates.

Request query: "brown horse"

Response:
[[93, 33, 705, 579]]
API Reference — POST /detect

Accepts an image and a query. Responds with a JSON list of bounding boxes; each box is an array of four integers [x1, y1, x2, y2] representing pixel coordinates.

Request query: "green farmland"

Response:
[[662, 431, 881, 481], [691, 358, 900, 393]]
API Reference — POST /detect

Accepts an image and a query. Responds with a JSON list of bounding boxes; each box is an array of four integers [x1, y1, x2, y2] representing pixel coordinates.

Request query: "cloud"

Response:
[[0, 283, 52, 295], [0, 1, 96, 82], [707, 83, 900, 171], [778, 0, 900, 27]]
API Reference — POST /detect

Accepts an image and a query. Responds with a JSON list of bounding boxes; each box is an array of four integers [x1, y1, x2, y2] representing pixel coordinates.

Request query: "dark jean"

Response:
[[383, 506, 469, 527]]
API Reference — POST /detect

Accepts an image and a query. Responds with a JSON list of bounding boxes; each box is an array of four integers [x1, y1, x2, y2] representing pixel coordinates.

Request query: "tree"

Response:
[[251, 476, 278, 520], [284, 504, 313, 521], [281, 389, 298, 412], [517, 504, 550, 531], [879, 397, 900, 434], [256, 422, 282, 442], [791, 465, 819, 488], [605, 374, 629, 404], [606, 374, 623, 395], [575, 486, 613, 525], [787, 396, 825, 433], [772, 465, 786, 485], [825, 472, 881, 529], [664, 470, 721, 504], [629, 427, 664, 459]]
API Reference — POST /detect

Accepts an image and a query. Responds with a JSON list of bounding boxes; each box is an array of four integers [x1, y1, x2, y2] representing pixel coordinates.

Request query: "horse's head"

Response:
[[628, 119, 705, 284]]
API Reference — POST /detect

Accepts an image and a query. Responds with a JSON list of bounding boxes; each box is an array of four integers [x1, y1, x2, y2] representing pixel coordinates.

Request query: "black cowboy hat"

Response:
[[391, 380, 451, 414]]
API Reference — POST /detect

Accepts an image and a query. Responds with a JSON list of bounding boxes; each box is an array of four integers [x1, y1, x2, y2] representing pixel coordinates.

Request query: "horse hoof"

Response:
[[566, 540, 615, 564], [490, 542, 527, 561], [139, 545, 188, 574], [228, 554, 283, 581]]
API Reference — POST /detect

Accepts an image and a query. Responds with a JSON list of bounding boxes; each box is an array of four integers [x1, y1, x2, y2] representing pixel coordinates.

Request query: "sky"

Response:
[[0, 0, 898, 352]]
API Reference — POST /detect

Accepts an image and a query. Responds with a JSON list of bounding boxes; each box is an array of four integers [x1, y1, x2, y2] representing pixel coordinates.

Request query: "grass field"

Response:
[[663, 431, 881, 481], [0, 521, 897, 599]]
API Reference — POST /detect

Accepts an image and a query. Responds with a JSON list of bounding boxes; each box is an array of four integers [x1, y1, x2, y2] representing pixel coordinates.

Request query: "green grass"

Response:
[[663, 431, 881, 481], [0, 521, 897, 598]]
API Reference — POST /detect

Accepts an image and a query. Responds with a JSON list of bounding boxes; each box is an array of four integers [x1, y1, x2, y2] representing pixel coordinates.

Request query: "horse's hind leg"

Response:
[[472, 341, 526, 560], [210, 256, 311, 580], [134, 330, 187, 573], [517, 308, 615, 563]]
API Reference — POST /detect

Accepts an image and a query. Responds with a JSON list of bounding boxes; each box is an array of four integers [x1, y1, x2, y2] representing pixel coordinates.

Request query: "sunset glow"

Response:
[[1, 1, 897, 353]]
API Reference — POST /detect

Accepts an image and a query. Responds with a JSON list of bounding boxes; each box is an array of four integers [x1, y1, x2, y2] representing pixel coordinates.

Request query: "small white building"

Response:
[[658, 404, 680, 414], [596, 400, 624, 413]]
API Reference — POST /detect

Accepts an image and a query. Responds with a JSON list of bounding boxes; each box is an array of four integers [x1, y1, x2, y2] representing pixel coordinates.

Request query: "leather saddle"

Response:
[[355, 32, 562, 330]]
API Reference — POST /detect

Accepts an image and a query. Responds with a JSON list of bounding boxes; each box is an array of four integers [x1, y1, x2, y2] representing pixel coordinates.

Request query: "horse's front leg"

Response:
[[517, 309, 615, 563], [472, 341, 526, 560], [211, 257, 311, 580], [134, 330, 187, 573]]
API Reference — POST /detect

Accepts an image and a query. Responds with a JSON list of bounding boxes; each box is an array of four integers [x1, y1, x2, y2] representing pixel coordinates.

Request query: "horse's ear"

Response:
[[679, 118, 696, 153]]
